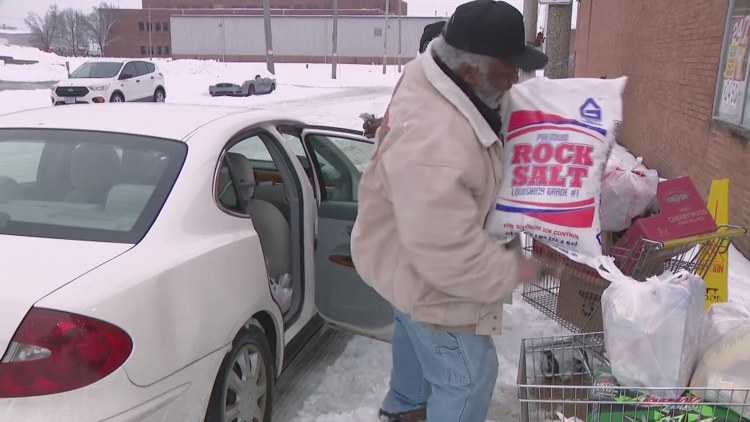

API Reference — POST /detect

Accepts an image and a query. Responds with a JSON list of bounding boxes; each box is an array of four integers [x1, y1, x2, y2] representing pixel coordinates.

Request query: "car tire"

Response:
[[204, 325, 273, 422], [110, 92, 124, 102], [270, 84, 276, 92], [248, 85, 256, 96], [153, 88, 166, 102]]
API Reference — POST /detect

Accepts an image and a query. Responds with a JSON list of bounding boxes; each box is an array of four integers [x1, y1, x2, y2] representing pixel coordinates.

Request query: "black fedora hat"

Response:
[[443, 0, 549, 71]]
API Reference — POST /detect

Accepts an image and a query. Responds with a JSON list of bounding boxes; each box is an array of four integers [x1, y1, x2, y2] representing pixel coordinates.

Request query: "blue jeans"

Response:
[[381, 307, 499, 422]]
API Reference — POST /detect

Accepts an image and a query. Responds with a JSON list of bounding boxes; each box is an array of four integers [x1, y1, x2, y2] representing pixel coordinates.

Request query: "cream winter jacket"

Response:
[[350, 48, 524, 335]]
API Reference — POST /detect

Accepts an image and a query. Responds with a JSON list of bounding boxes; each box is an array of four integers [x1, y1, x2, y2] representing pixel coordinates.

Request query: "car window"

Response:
[[0, 141, 44, 183], [0, 129, 187, 243], [217, 133, 289, 219], [121, 62, 137, 78], [69, 62, 123, 78], [134, 61, 150, 77], [306, 135, 373, 202], [146, 62, 156, 73]]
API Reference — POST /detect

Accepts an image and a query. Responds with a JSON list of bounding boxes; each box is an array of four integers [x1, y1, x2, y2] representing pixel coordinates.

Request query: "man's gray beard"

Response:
[[474, 80, 503, 112]]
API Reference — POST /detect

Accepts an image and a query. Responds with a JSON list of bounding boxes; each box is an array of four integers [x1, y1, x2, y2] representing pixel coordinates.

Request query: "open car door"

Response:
[[301, 127, 393, 342]]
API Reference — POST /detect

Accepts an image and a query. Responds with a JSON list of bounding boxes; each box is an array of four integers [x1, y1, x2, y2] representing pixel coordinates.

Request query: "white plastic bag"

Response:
[[700, 301, 750, 355], [598, 257, 706, 398], [604, 143, 638, 175], [270, 273, 293, 313], [600, 158, 659, 232], [690, 303, 750, 416], [486, 77, 627, 264]]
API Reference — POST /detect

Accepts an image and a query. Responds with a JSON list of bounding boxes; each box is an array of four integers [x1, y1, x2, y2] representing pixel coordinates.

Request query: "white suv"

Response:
[[52, 59, 166, 105]]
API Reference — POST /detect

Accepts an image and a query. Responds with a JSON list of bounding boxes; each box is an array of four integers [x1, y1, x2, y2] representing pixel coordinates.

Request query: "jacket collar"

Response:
[[421, 45, 502, 148]]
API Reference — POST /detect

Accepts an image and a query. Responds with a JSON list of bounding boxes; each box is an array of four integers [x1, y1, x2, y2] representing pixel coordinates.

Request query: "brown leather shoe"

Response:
[[378, 407, 427, 422]]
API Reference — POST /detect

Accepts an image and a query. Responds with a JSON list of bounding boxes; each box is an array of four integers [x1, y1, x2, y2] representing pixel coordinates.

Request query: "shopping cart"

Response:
[[522, 225, 747, 334], [518, 332, 750, 422]]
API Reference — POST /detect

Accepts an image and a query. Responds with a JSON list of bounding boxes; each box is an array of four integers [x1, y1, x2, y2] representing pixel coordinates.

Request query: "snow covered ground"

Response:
[[1, 43, 748, 421]]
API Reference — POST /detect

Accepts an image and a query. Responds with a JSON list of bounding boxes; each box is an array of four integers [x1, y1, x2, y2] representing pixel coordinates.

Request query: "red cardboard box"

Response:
[[614, 176, 717, 275]]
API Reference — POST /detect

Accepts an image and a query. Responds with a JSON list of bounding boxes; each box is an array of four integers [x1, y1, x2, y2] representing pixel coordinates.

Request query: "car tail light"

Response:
[[0, 308, 132, 398]]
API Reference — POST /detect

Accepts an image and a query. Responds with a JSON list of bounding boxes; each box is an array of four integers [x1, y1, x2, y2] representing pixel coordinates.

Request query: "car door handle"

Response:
[[136, 79, 141, 83], [329, 254, 354, 268]]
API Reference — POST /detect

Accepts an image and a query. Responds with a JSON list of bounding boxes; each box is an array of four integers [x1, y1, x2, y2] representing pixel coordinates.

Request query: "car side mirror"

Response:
[[119, 73, 133, 80]]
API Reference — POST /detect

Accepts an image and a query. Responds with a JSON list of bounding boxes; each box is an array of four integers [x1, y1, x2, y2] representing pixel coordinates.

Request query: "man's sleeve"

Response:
[[382, 156, 522, 304]]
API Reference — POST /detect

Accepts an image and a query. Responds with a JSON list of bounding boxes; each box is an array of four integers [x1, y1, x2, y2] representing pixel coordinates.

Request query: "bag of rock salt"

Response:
[[486, 76, 627, 265]]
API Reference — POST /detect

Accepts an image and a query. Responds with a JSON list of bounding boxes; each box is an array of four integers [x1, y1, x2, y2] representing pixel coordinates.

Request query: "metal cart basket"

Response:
[[518, 332, 750, 422], [522, 225, 747, 334]]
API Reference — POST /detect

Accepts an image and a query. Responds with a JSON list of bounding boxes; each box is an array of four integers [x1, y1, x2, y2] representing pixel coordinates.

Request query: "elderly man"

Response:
[[350, 1, 548, 421]]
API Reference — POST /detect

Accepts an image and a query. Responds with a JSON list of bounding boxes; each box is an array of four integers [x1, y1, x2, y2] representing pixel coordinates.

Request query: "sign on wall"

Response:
[[718, 15, 750, 119]]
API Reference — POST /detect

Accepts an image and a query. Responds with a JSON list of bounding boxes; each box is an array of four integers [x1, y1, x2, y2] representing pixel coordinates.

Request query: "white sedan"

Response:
[[0, 104, 393, 421]]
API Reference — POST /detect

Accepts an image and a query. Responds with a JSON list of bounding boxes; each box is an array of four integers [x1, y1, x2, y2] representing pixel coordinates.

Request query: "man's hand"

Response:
[[362, 117, 382, 139]]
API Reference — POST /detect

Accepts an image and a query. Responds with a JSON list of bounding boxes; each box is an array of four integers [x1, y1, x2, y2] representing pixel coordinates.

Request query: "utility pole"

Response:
[[519, 0, 537, 82], [148, 0, 152, 60], [397, 0, 402, 73], [263, 0, 275, 74], [382, 0, 389, 74], [220, 19, 225, 62], [545, 2, 573, 79], [332, 0, 338, 79]]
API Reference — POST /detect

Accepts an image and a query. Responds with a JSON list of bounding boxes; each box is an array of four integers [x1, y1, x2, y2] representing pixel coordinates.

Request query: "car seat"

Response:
[[64, 144, 121, 205], [224, 152, 292, 285]]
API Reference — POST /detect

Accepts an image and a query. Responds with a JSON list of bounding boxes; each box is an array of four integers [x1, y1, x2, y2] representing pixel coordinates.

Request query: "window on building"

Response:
[[139, 22, 145, 31], [715, 0, 750, 128], [374, 28, 383, 37], [140, 46, 146, 55], [147, 22, 151, 31], [157, 46, 163, 55], [156, 22, 161, 31], [163, 22, 170, 31], [165, 46, 171, 55]]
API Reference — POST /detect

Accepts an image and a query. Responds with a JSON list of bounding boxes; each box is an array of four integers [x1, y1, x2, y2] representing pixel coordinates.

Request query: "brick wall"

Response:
[[574, 0, 750, 257]]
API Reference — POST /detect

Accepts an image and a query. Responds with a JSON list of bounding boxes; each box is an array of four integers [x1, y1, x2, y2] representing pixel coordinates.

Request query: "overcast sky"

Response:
[[0, 0, 548, 30]]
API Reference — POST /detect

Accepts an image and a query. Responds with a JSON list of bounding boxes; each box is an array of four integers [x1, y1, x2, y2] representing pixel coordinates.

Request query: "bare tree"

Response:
[[24, 5, 61, 51], [86, 3, 119, 57], [60, 8, 90, 56]]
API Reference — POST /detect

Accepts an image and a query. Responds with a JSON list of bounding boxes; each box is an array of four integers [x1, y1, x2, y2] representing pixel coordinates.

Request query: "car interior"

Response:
[[217, 133, 301, 319]]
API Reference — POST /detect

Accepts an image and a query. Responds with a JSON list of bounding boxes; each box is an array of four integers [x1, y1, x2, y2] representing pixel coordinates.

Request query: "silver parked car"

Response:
[[209, 74, 277, 97]]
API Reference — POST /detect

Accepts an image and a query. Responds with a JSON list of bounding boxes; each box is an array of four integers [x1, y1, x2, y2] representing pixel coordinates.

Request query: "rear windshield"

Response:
[[69, 62, 124, 78], [0, 129, 186, 243]]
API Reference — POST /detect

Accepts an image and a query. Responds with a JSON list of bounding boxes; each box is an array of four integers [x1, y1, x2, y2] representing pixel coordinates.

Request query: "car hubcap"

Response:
[[155, 91, 165, 102], [224, 344, 267, 422], [113, 96, 122, 102]]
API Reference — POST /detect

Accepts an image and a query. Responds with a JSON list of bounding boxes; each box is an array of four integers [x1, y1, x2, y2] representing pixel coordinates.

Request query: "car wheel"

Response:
[[205, 326, 273, 422], [248, 85, 256, 96], [270, 84, 276, 92], [153, 88, 166, 102], [110, 92, 124, 102]]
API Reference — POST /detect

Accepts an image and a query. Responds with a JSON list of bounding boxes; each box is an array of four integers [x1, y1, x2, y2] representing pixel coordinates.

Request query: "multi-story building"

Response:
[[105, 0, 407, 58], [573, 0, 750, 256]]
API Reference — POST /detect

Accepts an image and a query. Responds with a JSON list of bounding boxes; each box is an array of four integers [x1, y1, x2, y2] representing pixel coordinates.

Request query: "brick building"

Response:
[[105, 0, 406, 58], [573, 0, 750, 256]]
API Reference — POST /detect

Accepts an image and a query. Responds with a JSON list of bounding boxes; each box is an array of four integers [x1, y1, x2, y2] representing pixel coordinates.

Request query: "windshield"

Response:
[[0, 129, 187, 243], [69, 62, 124, 79]]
